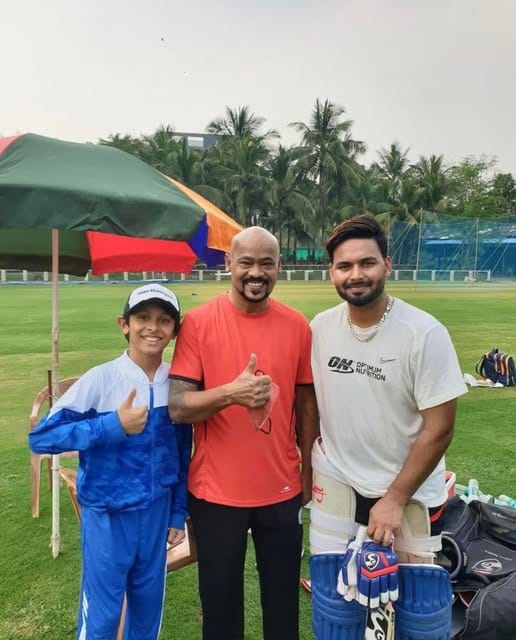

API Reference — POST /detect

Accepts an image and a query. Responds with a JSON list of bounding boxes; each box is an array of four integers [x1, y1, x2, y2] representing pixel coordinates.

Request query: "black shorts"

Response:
[[354, 491, 445, 536]]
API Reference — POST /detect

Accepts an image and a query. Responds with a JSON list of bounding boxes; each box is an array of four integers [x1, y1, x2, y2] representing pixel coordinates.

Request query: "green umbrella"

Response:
[[0, 133, 204, 237], [0, 132, 208, 557]]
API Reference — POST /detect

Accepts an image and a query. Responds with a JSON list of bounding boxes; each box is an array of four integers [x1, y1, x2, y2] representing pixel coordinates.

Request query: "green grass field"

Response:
[[1, 280, 515, 639]]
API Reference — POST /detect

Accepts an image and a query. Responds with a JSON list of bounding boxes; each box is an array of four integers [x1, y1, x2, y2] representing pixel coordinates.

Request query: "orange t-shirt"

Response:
[[169, 293, 313, 507]]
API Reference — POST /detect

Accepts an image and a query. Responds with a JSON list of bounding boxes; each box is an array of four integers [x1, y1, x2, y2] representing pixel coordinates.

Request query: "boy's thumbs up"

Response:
[[118, 388, 148, 435], [121, 387, 137, 408]]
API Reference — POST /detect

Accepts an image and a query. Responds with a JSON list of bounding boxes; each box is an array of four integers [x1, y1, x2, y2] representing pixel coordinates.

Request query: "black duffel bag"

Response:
[[437, 496, 516, 640]]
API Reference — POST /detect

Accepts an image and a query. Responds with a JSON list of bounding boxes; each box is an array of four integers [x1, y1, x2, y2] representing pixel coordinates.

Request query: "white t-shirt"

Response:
[[310, 297, 468, 507]]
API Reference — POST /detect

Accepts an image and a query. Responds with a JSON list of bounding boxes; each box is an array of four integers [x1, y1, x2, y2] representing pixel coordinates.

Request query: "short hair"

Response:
[[325, 215, 388, 261]]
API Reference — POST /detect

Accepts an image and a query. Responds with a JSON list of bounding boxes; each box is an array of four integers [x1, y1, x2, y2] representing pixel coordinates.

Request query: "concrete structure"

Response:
[[173, 132, 219, 150]]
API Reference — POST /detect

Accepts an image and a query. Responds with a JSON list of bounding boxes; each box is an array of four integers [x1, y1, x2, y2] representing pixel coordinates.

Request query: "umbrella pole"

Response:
[[51, 229, 61, 559]]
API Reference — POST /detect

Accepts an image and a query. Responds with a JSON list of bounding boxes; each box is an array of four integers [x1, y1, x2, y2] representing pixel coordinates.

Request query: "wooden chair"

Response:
[[166, 517, 197, 571], [57, 467, 81, 522], [29, 376, 80, 518]]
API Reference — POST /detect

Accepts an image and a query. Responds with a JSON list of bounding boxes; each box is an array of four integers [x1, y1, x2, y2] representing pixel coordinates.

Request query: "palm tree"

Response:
[[207, 105, 278, 142], [265, 146, 315, 257], [412, 154, 449, 213], [213, 136, 270, 226], [289, 99, 365, 237], [140, 125, 179, 176], [205, 106, 280, 226], [98, 133, 145, 158], [340, 169, 392, 219], [397, 176, 426, 221], [172, 137, 203, 187], [374, 142, 410, 207]]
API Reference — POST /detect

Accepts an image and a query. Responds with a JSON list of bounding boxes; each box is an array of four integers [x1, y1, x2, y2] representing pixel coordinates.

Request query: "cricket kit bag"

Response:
[[437, 496, 516, 639], [475, 348, 516, 386]]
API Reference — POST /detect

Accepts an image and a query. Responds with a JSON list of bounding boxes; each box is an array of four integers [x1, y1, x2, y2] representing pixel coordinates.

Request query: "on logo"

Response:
[[328, 356, 354, 373]]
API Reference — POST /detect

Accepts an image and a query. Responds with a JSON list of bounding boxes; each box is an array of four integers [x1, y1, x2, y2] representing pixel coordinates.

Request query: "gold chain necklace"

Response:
[[346, 296, 394, 343]]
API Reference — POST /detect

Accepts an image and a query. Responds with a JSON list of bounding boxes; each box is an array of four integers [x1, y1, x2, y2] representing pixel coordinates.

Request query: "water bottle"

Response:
[[467, 479, 480, 500], [497, 494, 516, 508]]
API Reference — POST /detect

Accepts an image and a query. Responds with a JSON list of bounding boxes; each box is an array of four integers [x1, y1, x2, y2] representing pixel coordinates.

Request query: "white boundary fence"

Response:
[[391, 269, 491, 282], [0, 268, 329, 283], [0, 268, 492, 284]]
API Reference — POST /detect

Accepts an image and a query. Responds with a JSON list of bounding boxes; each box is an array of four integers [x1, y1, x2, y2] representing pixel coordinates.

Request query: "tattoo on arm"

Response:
[[170, 379, 200, 409]]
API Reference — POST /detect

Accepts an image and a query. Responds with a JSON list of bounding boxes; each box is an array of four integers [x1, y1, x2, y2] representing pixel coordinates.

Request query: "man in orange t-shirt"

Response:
[[169, 226, 318, 640]]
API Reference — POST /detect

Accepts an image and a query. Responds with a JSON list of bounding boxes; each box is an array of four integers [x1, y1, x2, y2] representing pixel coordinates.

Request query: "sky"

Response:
[[1, 0, 515, 175]]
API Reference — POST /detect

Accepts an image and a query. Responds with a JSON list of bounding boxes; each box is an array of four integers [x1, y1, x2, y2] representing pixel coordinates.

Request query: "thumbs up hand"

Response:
[[118, 388, 148, 435], [230, 354, 272, 408]]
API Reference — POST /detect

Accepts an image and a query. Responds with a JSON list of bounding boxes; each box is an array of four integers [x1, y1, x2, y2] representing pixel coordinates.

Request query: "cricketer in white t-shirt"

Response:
[[310, 296, 468, 508]]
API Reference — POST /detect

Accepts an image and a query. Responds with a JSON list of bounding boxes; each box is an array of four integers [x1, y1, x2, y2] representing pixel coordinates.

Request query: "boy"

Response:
[[29, 283, 192, 640]]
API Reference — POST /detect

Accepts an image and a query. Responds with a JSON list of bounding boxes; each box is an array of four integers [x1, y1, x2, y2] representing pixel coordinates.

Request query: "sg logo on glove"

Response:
[[364, 552, 382, 571]]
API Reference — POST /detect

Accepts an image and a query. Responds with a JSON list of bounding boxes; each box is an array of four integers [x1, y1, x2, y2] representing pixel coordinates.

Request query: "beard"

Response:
[[337, 278, 385, 307], [235, 279, 272, 304]]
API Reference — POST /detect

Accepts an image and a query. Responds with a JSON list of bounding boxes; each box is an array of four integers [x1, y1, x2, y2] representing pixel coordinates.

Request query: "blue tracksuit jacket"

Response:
[[29, 351, 192, 529]]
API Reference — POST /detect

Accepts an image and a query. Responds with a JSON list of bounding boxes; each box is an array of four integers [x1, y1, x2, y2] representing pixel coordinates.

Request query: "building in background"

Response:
[[174, 132, 219, 150]]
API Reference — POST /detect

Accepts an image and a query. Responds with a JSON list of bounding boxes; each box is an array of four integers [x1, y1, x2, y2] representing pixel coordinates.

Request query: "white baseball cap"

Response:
[[123, 284, 180, 319]]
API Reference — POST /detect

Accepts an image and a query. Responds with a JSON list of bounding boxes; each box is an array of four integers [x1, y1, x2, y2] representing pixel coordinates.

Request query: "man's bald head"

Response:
[[225, 226, 281, 313], [230, 226, 280, 258]]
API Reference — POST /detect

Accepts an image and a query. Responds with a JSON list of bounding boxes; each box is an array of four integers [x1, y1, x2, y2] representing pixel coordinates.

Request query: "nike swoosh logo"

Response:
[[379, 357, 397, 364]]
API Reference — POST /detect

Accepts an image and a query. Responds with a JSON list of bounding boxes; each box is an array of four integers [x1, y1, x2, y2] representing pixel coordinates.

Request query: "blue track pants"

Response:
[[77, 492, 170, 640]]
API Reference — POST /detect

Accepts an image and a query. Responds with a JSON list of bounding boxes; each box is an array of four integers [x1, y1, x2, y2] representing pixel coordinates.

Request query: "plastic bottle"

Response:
[[497, 494, 516, 508], [455, 483, 467, 497], [467, 479, 480, 500]]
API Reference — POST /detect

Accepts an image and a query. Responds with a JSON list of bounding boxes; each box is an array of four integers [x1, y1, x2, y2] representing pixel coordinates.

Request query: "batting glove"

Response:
[[337, 526, 399, 609]]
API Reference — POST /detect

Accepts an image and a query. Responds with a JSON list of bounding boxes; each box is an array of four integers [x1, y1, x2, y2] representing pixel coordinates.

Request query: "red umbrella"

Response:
[[86, 232, 198, 274]]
